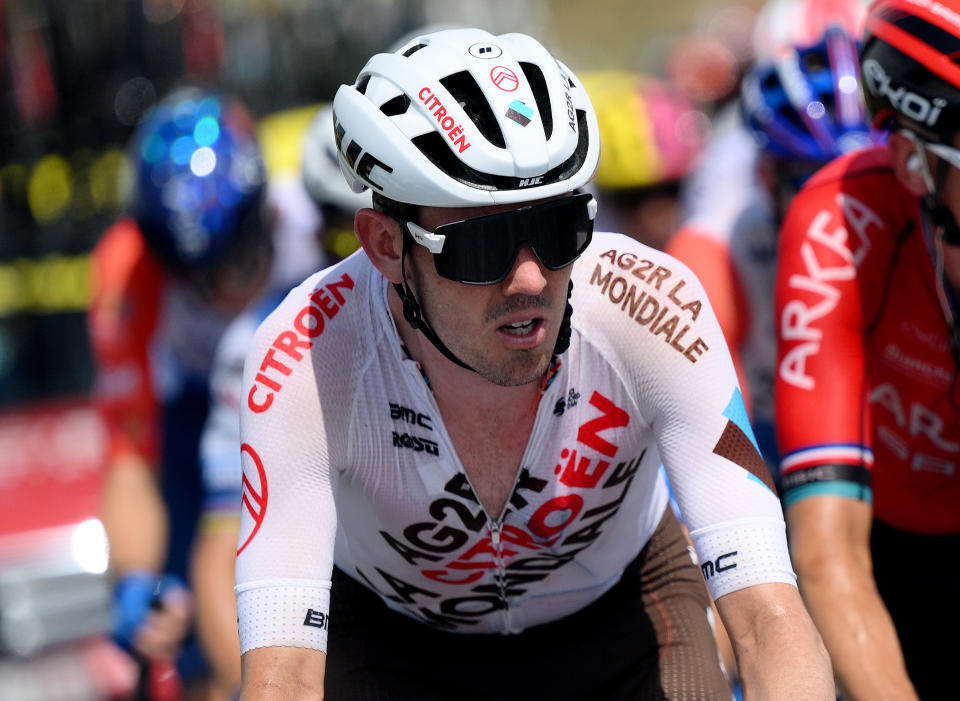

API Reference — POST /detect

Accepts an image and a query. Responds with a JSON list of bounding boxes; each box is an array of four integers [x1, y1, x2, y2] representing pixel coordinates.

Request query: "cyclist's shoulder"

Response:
[[575, 232, 708, 294], [91, 218, 166, 295], [803, 143, 898, 190], [571, 233, 720, 367], [88, 218, 167, 359], [246, 252, 382, 386], [784, 145, 916, 250]]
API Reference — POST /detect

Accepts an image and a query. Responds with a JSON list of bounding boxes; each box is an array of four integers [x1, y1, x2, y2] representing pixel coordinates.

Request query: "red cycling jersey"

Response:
[[88, 219, 165, 466], [775, 144, 960, 535]]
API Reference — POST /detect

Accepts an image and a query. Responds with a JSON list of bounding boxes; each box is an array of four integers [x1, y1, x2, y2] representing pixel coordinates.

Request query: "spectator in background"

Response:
[[189, 103, 370, 698], [666, 4, 878, 477], [581, 70, 706, 251], [89, 85, 321, 696]]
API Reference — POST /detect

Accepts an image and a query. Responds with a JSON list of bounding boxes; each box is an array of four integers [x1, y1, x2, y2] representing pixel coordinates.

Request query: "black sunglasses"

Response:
[[400, 193, 597, 285]]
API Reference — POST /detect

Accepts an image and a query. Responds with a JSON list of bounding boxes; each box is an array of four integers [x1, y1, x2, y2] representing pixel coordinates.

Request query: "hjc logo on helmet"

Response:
[[862, 58, 947, 126]]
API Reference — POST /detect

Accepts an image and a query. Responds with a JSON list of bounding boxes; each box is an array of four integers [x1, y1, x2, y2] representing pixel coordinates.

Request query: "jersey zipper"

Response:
[[488, 361, 564, 634], [488, 518, 512, 633]]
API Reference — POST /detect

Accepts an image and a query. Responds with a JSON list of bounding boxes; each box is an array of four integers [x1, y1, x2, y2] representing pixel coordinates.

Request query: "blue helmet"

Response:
[[741, 25, 880, 163], [129, 87, 267, 271]]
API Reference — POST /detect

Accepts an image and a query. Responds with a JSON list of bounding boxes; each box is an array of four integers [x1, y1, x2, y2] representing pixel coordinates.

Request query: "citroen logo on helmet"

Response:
[[862, 59, 947, 127]]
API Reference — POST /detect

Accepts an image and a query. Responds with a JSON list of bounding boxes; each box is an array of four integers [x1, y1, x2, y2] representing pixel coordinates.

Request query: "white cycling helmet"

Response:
[[332, 27, 600, 207], [302, 105, 373, 213]]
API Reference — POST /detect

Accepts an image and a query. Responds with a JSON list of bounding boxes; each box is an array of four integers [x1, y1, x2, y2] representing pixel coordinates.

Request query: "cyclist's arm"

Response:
[[786, 496, 919, 701], [619, 246, 829, 694], [90, 222, 191, 659], [191, 316, 258, 693], [234, 276, 343, 696], [241, 646, 325, 700], [90, 221, 168, 574], [102, 452, 168, 572], [191, 519, 242, 691], [716, 581, 832, 699]]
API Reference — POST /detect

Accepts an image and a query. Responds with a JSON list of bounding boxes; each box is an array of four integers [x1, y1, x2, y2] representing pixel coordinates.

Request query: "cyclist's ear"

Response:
[[889, 131, 930, 197], [355, 207, 405, 284]]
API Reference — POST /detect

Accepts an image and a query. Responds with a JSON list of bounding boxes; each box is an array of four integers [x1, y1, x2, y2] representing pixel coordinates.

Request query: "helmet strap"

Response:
[[392, 233, 575, 376], [394, 234, 476, 373], [554, 279, 574, 356]]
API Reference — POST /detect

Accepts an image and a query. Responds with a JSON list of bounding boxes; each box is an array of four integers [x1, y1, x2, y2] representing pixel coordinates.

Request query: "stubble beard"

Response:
[[474, 345, 551, 387], [409, 261, 556, 387]]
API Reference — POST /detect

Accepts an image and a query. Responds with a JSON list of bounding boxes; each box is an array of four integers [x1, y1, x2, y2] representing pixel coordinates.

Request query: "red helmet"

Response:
[[860, 0, 960, 141]]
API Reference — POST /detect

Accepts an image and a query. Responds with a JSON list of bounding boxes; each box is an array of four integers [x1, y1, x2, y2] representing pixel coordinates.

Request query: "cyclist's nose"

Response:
[[501, 246, 547, 296]]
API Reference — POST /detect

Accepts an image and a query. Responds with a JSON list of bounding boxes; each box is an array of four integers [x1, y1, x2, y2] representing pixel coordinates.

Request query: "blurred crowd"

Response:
[[2, 0, 956, 699]]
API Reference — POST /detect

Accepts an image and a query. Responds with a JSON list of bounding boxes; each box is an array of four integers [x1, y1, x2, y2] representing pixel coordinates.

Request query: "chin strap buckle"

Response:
[[402, 293, 422, 329]]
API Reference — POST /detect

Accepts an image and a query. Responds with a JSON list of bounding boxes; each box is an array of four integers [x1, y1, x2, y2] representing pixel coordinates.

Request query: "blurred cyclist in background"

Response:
[[302, 105, 373, 262], [582, 70, 706, 251], [89, 85, 321, 697], [667, 0, 876, 476], [775, 0, 960, 697], [188, 103, 369, 698]]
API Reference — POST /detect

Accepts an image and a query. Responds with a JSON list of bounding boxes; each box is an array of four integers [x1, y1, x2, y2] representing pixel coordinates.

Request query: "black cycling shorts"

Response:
[[325, 507, 731, 701], [870, 519, 960, 701]]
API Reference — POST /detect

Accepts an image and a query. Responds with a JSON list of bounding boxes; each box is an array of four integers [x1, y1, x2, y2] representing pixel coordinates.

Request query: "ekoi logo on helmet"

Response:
[[862, 58, 948, 127]]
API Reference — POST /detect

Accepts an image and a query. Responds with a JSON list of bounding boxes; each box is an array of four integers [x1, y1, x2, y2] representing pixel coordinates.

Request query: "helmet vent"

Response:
[[413, 132, 520, 190], [380, 94, 411, 116], [543, 110, 590, 181], [519, 62, 553, 139], [403, 43, 427, 57], [357, 75, 371, 95], [439, 71, 506, 148], [410, 109, 591, 192], [412, 132, 500, 189]]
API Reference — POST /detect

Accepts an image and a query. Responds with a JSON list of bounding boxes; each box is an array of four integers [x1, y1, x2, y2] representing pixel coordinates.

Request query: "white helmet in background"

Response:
[[332, 27, 600, 207], [752, 0, 869, 59], [302, 105, 372, 213]]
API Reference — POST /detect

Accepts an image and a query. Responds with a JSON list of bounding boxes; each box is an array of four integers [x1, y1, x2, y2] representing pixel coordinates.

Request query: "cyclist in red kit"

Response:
[[775, 1, 960, 698]]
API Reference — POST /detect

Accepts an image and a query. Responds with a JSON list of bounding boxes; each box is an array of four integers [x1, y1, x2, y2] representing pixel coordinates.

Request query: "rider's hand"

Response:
[[112, 572, 193, 660]]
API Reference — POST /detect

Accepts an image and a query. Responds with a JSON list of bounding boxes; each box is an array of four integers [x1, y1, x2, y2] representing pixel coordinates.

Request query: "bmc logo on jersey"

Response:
[[862, 59, 947, 126], [700, 551, 738, 580]]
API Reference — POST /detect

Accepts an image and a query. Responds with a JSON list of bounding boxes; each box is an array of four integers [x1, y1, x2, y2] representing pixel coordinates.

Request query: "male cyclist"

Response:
[[775, 1, 960, 698], [235, 28, 832, 699]]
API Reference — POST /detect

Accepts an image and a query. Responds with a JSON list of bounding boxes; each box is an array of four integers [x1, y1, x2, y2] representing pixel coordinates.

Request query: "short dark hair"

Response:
[[372, 192, 420, 224]]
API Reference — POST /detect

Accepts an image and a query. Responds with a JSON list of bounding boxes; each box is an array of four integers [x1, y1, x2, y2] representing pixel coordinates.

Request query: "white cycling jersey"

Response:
[[235, 231, 794, 654]]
